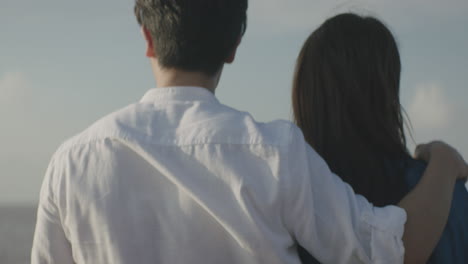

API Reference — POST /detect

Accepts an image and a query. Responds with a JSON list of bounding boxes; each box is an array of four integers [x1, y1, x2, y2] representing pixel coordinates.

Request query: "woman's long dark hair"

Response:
[[292, 13, 409, 206]]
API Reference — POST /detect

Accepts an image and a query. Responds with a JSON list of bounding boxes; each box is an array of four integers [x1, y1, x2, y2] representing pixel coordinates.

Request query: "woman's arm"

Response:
[[398, 142, 467, 264]]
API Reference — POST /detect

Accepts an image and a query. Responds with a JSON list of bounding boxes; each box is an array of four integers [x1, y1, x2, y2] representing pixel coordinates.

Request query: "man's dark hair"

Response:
[[135, 0, 248, 76]]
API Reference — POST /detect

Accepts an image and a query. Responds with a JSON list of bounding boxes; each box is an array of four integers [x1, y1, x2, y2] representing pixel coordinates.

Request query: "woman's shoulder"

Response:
[[401, 157, 468, 263], [402, 157, 427, 188]]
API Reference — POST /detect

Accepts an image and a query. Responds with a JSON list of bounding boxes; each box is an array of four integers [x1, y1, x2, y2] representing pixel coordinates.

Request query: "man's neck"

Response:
[[152, 63, 221, 94]]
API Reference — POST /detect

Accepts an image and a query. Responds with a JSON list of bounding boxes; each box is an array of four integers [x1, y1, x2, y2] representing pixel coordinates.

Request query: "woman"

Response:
[[292, 13, 468, 264]]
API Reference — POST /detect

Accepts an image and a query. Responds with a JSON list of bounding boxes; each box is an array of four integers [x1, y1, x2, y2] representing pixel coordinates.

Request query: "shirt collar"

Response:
[[140, 86, 219, 103]]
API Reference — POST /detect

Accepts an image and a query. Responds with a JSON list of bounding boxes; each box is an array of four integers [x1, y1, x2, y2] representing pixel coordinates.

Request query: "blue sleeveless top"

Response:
[[404, 158, 468, 264], [298, 158, 468, 263]]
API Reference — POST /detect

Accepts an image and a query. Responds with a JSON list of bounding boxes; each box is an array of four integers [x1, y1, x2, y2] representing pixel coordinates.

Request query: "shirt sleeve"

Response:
[[283, 126, 407, 264], [31, 154, 75, 264]]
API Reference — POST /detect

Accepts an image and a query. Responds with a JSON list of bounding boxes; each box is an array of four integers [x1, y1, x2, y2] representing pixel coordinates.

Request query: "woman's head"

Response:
[[292, 13, 408, 205]]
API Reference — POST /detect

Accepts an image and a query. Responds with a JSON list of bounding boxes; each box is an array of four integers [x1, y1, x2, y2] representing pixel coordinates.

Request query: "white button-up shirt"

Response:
[[32, 87, 406, 264]]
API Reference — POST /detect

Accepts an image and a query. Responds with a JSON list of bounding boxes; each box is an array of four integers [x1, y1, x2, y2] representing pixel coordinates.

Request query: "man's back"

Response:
[[33, 87, 300, 263], [32, 87, 408, 264]]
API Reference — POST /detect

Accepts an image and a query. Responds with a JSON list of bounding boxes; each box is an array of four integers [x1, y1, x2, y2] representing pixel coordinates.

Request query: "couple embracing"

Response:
[[32, 1, 467, 263]]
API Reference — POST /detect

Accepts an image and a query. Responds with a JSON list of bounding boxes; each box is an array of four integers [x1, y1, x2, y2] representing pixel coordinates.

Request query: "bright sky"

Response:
[[1, 0, 467, 205]]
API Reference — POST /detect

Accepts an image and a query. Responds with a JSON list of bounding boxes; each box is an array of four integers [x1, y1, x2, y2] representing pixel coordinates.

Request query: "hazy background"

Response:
[[1, 0, 467, 205]]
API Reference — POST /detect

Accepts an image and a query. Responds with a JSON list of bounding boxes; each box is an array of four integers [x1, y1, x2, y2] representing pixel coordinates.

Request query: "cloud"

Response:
[[407, 83, 453, 131], [0, 71, 28, 108], [405, 82, 468, 161], [249, 0, 468, 34], [0, 72, 36, 154]]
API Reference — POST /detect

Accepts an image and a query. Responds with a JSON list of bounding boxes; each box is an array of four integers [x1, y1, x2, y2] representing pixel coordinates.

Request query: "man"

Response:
[[32, 1, 467, 263]]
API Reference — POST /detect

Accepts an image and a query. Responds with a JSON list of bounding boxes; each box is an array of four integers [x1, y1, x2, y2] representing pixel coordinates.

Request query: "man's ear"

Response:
[[142, 27, 156, 58], [225, 37, 242, 64]]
